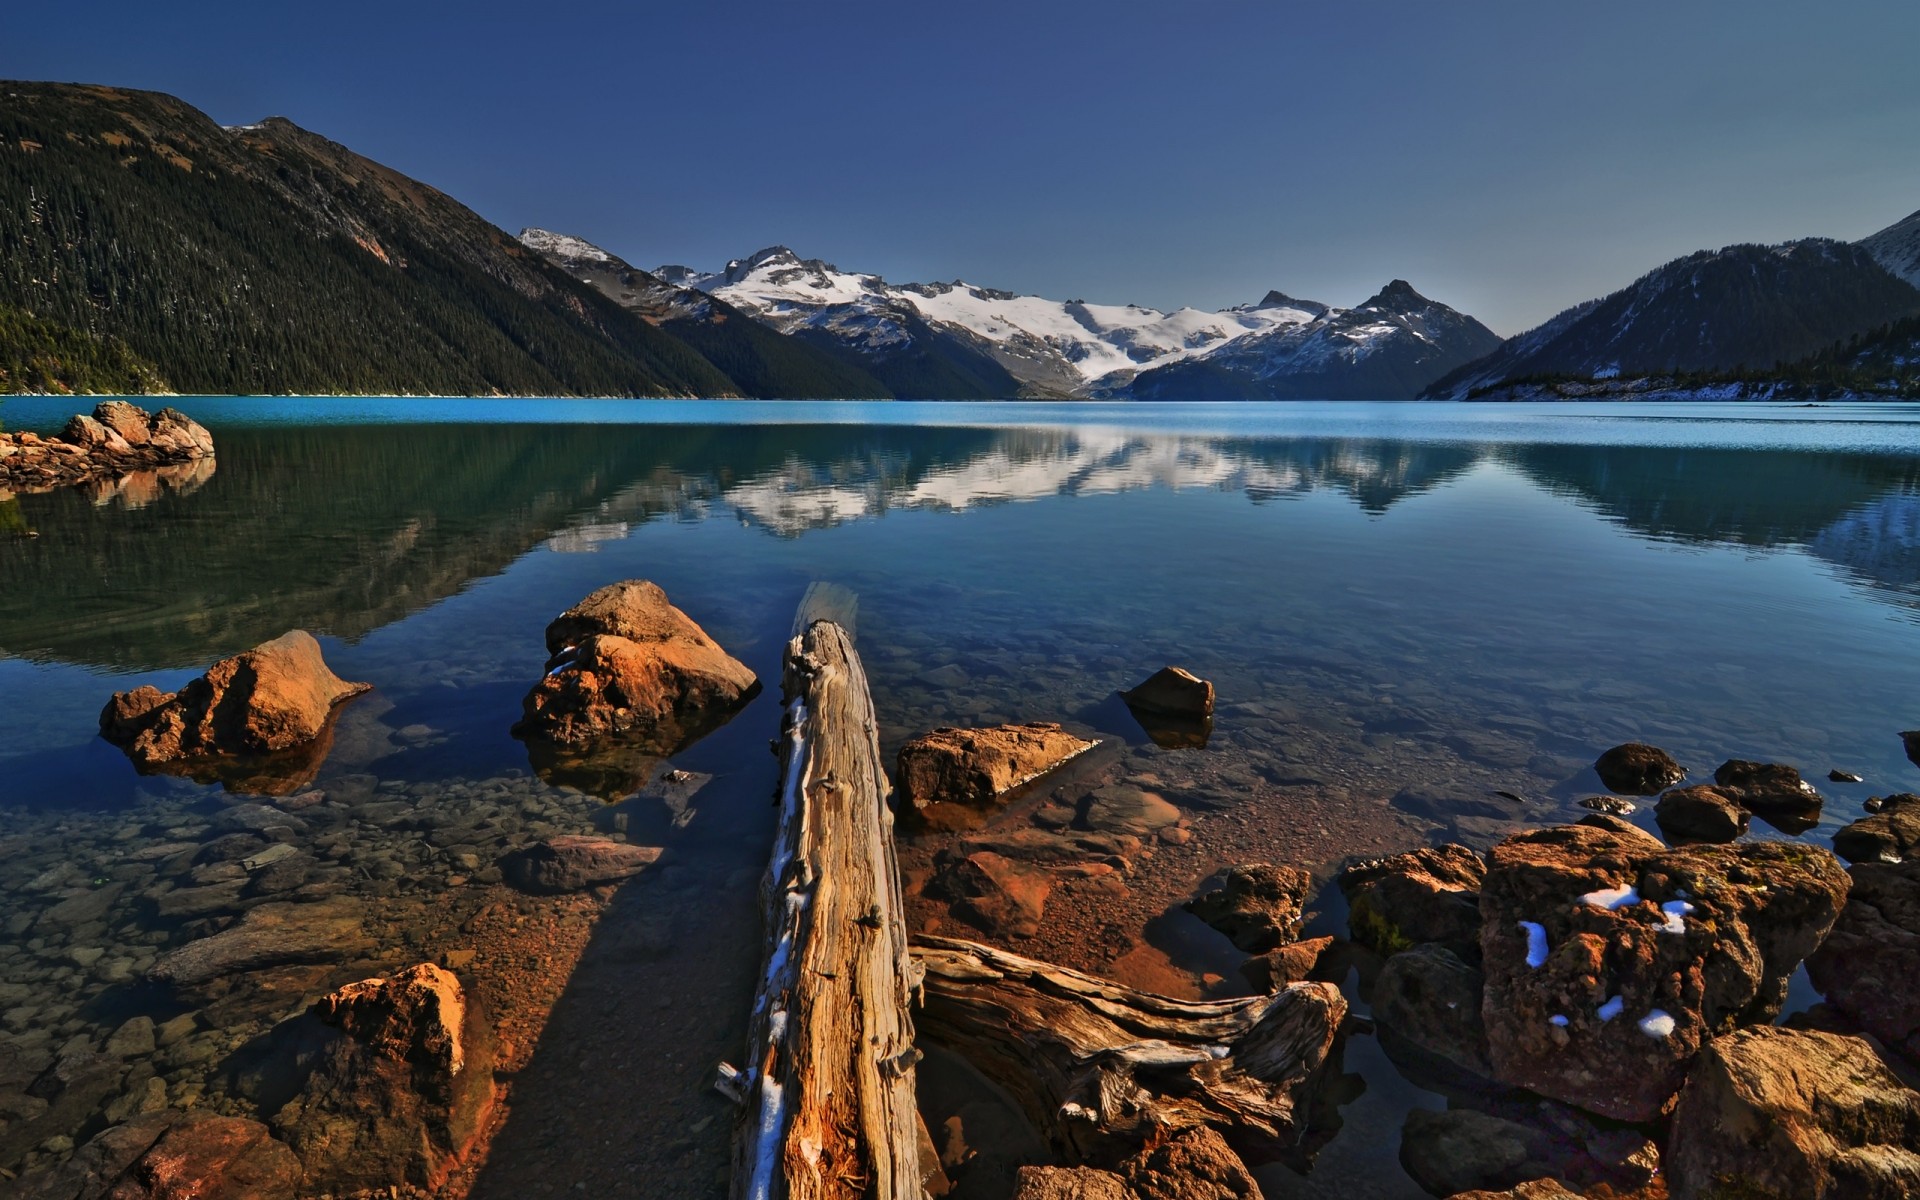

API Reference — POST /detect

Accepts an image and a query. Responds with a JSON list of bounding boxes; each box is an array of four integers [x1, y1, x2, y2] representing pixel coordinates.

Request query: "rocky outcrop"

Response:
[[1186, 864, 1313, 953], [12, 1110, 300, 1200], [0, 403, 214, 497], [1667, 1026, 1920, 1199], [513, 580, 758, 756], [1592, 743, 1686, 794], [1654, 784, 1750, 844], [1832, 793, 1920, 864], [500, 835, 661, 894], [1807, 858, 1920, 1063], [1373, 944, 1492, 1079], [148, 897, 370, 987], [1339, 844, 1487, 957], [1478, 824, 1849, 1121], [895, 723, 1099, 822], [270, 963, 495, 1195], [99, 631, 370, 784]]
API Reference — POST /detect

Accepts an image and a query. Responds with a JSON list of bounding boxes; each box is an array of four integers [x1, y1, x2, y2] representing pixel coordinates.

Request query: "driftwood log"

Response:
[[725, 591, 925, 1200], [911, 936, 1347, 1171]]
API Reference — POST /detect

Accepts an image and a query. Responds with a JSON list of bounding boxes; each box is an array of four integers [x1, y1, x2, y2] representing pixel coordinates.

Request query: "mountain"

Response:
[[0, 82, 744, 397], [1861, 207, 1920, 288], [517, 229, 891, 399], [0, 302, 167, 395], [1124, 280, 1502, 401], [1424, 239, 1920, 399]]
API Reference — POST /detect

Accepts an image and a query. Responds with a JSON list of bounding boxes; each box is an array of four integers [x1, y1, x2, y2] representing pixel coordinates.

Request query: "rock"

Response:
[[145, 407, 216, 457], [1399, 1108, 1559, 1198], [1240, 935, 1334, 991], [1832, 769, 1865, 783], [513, 581, 758, 753], [99, 631, 371, 769], [0, 1049, 126, 1171], [93, 400, 153, 446], [1574, 813, 1652, 840], [499, 836, 661, 895], [1478, 824, 1850, 1122], [1373, 944, 1492, 1080], [1011, 1165, 1131, 1200], [61, 413, 131, 455], [1807, 859, 1920, 1063], [103, 1016, 155, 1059], [1444, 1180, 1583, 1200], [1667, 1026, 1920, 1199], [1186, 863, 1314, 953], [1903, 730, 1920, 769], [1593, 743, 1686, 795], [894, 723, 1099, 817], [931, 850, 1052, 939], [1120, 666, 1214, 720], [1118, 1125, 1257, 1200], [1576, 795, 1635, 816], [1339, 844, 1487, 958], [11, 1110, 300, 1200], [1655, 784, 1751, 844], [1713, 758, 1824, 830], [1832, 793, 1920, 865], [148, 897, 370, 986], [271, 963, 495, 1194], [1079, 784, 1180, 836]]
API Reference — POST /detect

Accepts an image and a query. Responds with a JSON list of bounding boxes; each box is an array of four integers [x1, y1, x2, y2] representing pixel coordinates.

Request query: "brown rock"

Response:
[[1807, 859, 1920, 1063], [148, 897, 370, 986], [1444, 1180, 1583, 1200], [1713, 758, 1824, 831], [932, 850, 1053, 939], [1667, 1026, 1920, 1199], [1120, 666, 1214, 719], [1186, 863, 1314, 953], [1119, 1125, 1258, 1200], [94, 400, 154, 446], [1011, 1165, 1131, 1200], [1374, 943, 1492, 1079], [1479, 824, 1850, 1122], [500, 835, 661, 894], [1593, 742, 1686, 794], [61, 413, 131, 455], [272, 963, 495, 1194], [514, 582, 757, 752], [1240, 935, 1334, 991], [1655, 784, 1751, 844], [895, 723, 1099, 815], [11, 1111, 300, 1200], [144, 407, 216, 457], [1832, 793, 1920, 864], [1339, 844, 1487, 957], [99, 630, 371, 767]]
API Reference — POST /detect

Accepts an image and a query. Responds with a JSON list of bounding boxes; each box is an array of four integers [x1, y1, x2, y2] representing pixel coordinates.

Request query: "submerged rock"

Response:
[[12, 1110, 299, 1200], [1831, 769, 1865, 784], [1338, 844, 1486, 958], [1478, 824, 1849, 1122], [895, 723, 1099, 820], [1576, 795, 1635, 816], [500, 836, 662, 895], [513, 581, 758, 755], [1654, 784, 1751, 845], [99, 630, 370, 774], [1807, 858, 1920, 1064], [931, 850, 1053, 940], [1832, 793, 1920, 864], [1592, 743, 1686, 795], [1373, 943, 1492, 1080], [148, 897, 370, 987], [1186, 863, 1313, 953], [1667, 1026, 1920, 1200]]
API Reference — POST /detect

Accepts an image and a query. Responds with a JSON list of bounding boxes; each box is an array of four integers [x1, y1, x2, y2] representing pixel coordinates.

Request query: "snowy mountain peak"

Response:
[[517, 228, 618, 266]]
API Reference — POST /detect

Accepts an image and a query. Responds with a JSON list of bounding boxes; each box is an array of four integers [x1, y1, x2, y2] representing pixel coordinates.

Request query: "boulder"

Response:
[[1713, 758, 1824, 831], [149, 897, 370, 986], [1339, 844, 1487, 958], [1654, 784, 1750, 844], [1593, 742, 1686, 795], [1373, 944, 1492, 1080], [1185, 863, 1314, 953], [1667, 1026, 1920, 1199], [1576, 795, 1636, 816], [894, 723, 1099, 816], [514, 581, 757, 753], [1444, 1180, 1582, 1200], [1120, 666, 1214, 719], [1008, 1127, 1255, 1200], [1011, 1166, 1132, 1200], [1903, 730, 1920, 768], [61, 413, 131, 455], [93, 400, 154, 447], [271, 963, 495, 1195], [1240, 935, 1334, 992], [499, 836, 661, 894], [931, 850, 1053, 939], [1399, 1108, 1560, 1198], [145, 407, 216, 457], [1807, 859, 1920, 1063], [1478, 824, 1849, 1122], [11, 1111, 300, 1200], [99, 631, 370, 768], [1079, 784, 1180, 836], [1832, 793, 1920, 865]]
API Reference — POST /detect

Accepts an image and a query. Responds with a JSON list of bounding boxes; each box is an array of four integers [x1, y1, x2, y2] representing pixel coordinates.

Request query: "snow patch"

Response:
[[1549, 1014, 1570, 1027], [1519, 921, 1549, 969], [1598, 995, 1625, 1022], [1660, 900, 1694, 935], [1638, 1009, 1676, 1038], [1580, 884, 1641, 910]]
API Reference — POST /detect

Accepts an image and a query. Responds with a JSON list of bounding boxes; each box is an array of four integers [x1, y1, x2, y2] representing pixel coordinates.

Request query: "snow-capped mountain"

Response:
[[1125, 280, 1502, 401], [1425, 239, 1920, 399], [1861, 207, 1920, 289]]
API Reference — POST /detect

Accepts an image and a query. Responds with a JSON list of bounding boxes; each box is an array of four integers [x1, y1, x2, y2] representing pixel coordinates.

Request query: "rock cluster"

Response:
[[1, 403, 214, 497], [1653, 757, 1826, 842], [1808, 802, 1920, 1064]]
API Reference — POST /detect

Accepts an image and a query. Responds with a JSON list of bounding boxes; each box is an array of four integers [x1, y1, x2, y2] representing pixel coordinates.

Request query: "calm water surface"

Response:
[[2, 399, 1918, 1196]]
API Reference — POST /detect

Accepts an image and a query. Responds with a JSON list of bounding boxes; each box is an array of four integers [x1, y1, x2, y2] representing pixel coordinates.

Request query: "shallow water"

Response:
[[2, 398, 1918, 1194]]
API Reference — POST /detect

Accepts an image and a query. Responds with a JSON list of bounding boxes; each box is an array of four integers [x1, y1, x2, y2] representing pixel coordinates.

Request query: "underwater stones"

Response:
[[1478, 824, 1849, 1122], [499, 836, 661, 895], [1338, 844, 1487, 958], [931, 850, 1053, 939], [1806, 858, 1920, 1064], [1667, 1026, 1920, 1200], [1185, 863, 1313, 954], [513, 581, 758, 759], [98, 631, 370, 783], [1654, 785, 1750, 845], [894, 723, 1099, 819], [1832, 793, 1920, 865], [12, 1110, 300, 1200], [1592, 742, 1686, 795], [148, 897, 370, 987], [1079, 784, 1180, 837], [270, 962, 495, 1195]]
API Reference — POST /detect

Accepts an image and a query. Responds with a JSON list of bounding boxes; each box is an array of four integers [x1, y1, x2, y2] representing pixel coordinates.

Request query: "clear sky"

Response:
[[6, 0, 1917, 334]]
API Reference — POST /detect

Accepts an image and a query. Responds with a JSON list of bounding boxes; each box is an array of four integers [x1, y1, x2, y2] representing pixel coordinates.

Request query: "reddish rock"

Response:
[[1593, 742, 1686, 794], [1832, 793, 1920, 865], [1654, 784, 1750, 844], [12, 1110, 300, 1200], [1445, 1181, 1583, 1200], [1011, 1165, 1131, 1200], [62, 413, 132, 455], [99, 630, 370, 767], [1807, 859, 1920, 1063], [501, 835, 661, 894], [272, 962, 495, 1194], [148, 896, 371, 986], [1240, 935, 1335, 992], [932, 850, 1053, 939], [1479, 824, 1849, 1122], [514, 581, 757, 752], [1119, 1125, 1258, 1200], [1667, 1026, 1920, 1199], [2, 404, 214, 497], [1339, 843, 1488, 957], [94, 400, 154, 446], [895, 723, 1099, 816], [1186, 863, 1314, 953]]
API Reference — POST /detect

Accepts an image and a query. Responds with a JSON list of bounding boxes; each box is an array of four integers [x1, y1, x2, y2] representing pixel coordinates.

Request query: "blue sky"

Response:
[[6, 0, 1917, 334]]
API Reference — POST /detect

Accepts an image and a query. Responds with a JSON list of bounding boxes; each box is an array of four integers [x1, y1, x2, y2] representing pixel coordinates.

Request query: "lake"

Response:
[[2, 398, 1918, 1197]]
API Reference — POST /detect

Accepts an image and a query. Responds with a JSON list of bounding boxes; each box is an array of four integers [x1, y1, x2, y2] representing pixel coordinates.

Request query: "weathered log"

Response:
[[728, 600, 924, 1200], [911, 935, 1346, 1173]]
